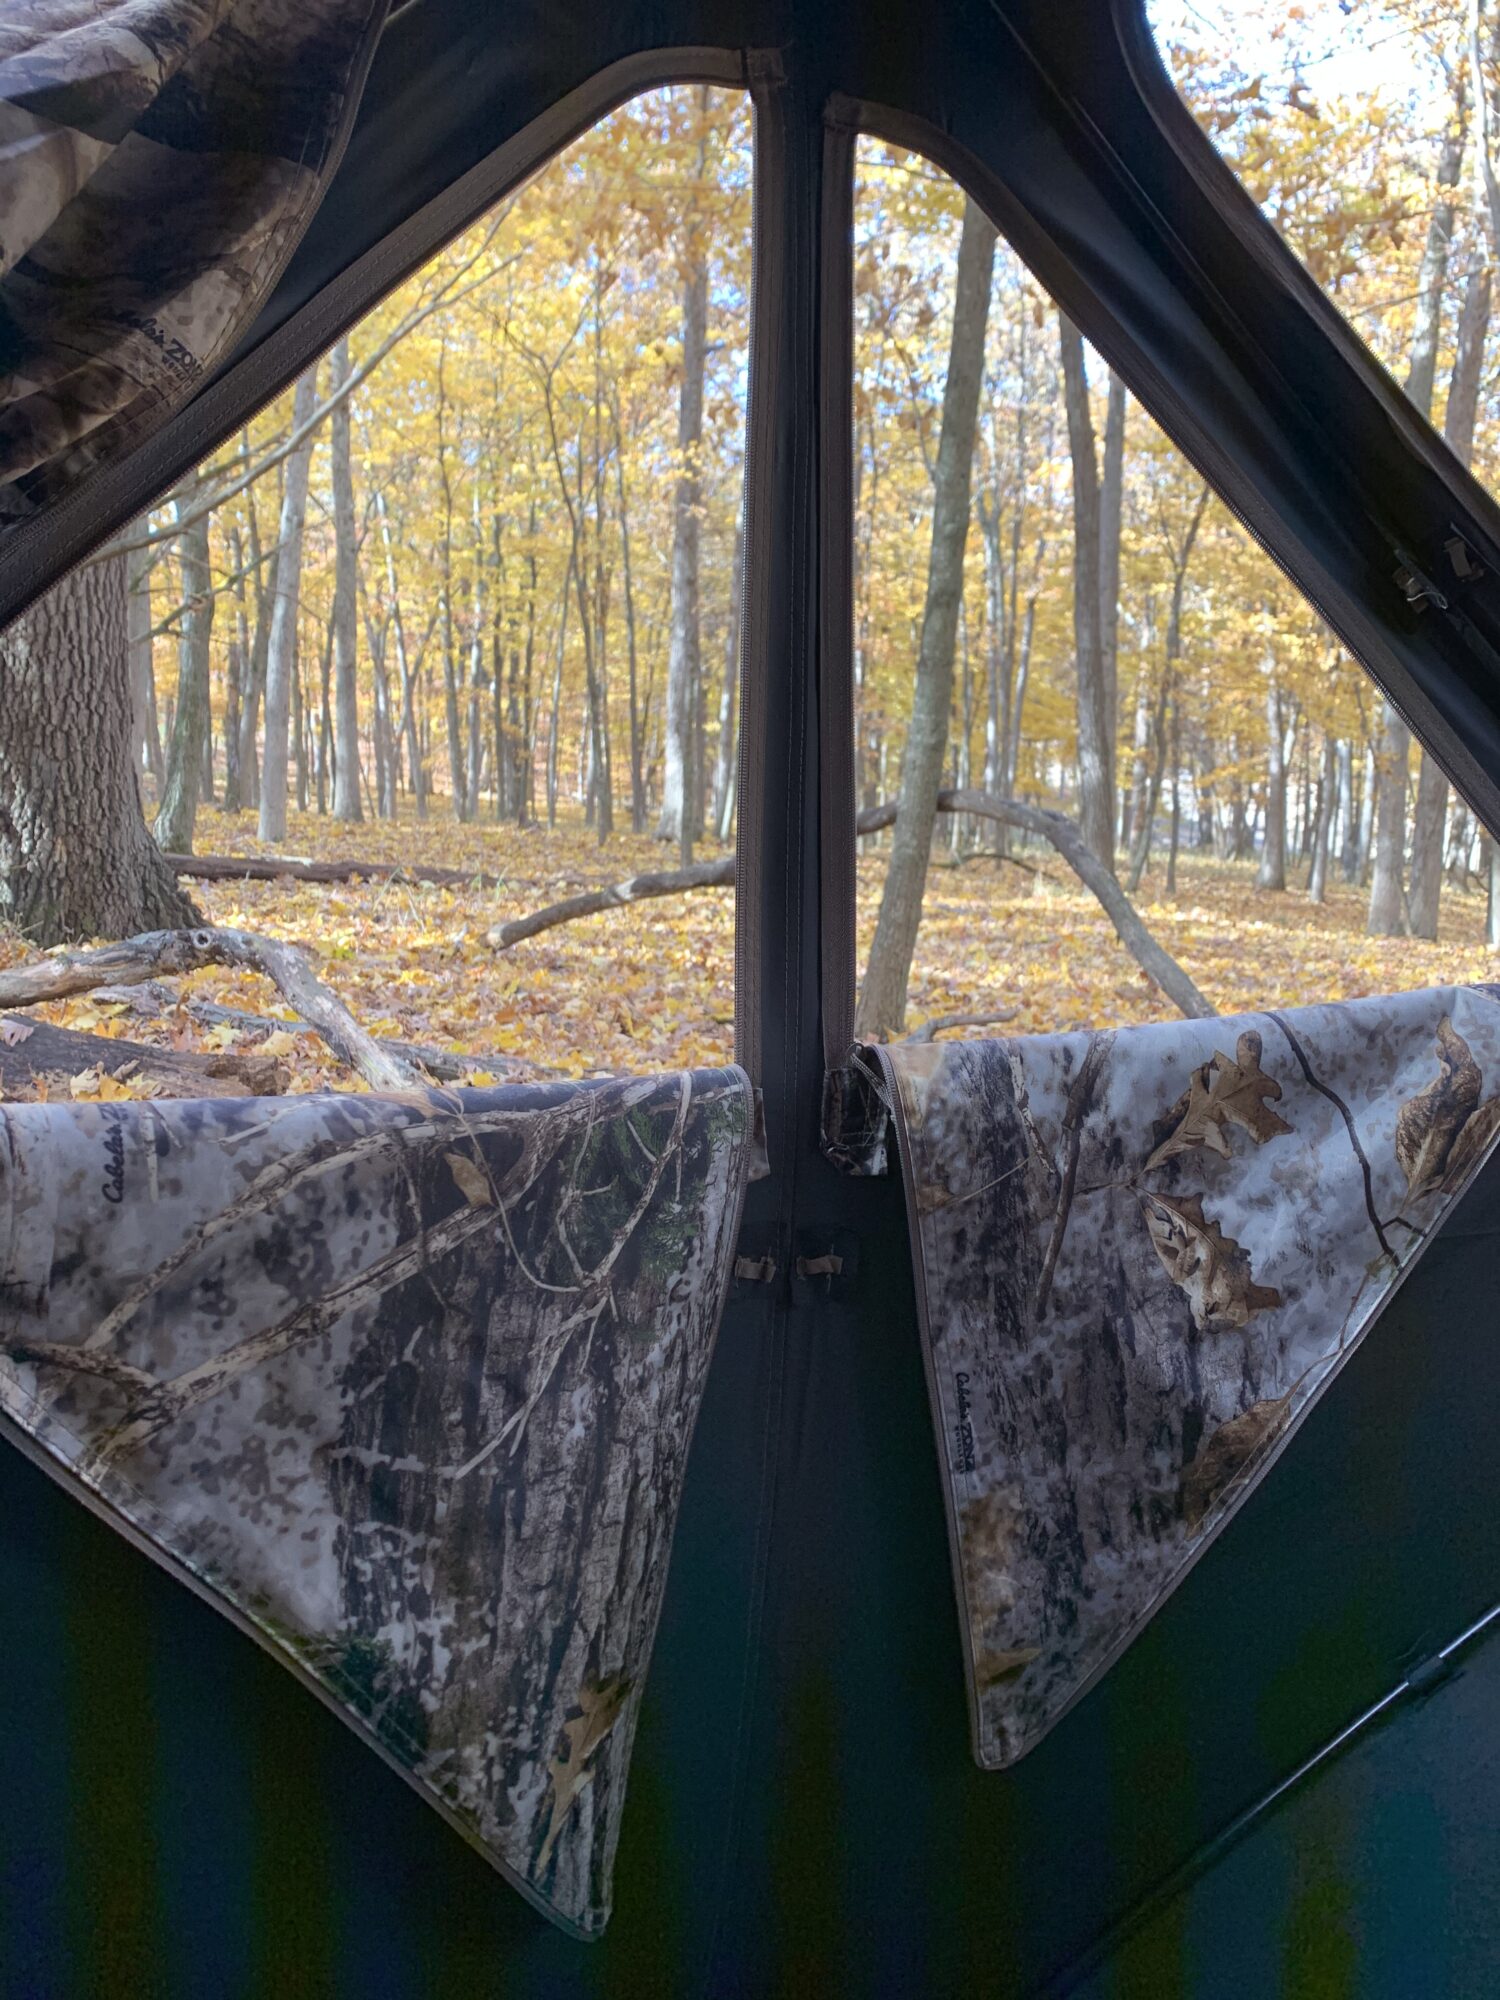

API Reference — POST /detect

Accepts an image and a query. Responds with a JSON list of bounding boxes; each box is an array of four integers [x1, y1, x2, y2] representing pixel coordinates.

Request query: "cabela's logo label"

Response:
[[952, 1370, 975, 1473]]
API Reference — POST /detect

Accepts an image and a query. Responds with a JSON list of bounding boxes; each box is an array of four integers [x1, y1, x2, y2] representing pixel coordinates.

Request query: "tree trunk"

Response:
[[1058, 314, 1116, 867], [1404, 78, 1467, 418], [712, 513, 743, 844], [1366, 703, 1410, 934], [330, 337, 363, 824], [260, 366, 319, 843], [1410, 262, 1490, 936], [1255, 677, 1287, 891], [125, 551, 159, 785], [658, 218, 708, 863], [1099, 371, 1125, 751], [857, 198, 997, 1039], [0, 556, 197, 943], [1308, 734, 1337, 903], [154, 479, 216, 856]]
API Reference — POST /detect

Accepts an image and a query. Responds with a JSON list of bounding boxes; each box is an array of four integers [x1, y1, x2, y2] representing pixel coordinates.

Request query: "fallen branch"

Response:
[[94, 983, 569, 1084], [484, 791, 1213, 1021], [167, 852, 509, 892], [864, 790, 1215, 1021], [0, 928, 420, 1091], [486, 856, 735, 950], [0, 1017, 287, 1098], [936, 848, 1060, 883], [903, 1009, 1019, 1043]]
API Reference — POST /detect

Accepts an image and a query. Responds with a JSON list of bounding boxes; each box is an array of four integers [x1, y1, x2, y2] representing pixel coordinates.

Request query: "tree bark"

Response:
[[154, 478, 216, 855], [1366, 703, 1410, 934], [1307, 735, 1337, 903], [330, 337, 363, 824], [260, 366, 319, 843], [857, 198, 997, 1039], [1099, 371, 1126, 749], [491, 788, 1213, 1021], [1410, 260, 1490, 936], [1058, 315, 1116, 867], [1255, 677, 1288, 891], [0, 556, 198, 943], [0, 926, 419, 1091], [657, 183, 709, 863]]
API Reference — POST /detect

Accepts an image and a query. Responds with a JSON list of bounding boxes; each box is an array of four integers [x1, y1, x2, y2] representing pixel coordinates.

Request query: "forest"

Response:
[[0, 4, 1497, 1097]]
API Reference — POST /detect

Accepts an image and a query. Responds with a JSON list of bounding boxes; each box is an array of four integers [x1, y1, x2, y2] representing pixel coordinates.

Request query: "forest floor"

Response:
[[2, 803, 1496, 1097]]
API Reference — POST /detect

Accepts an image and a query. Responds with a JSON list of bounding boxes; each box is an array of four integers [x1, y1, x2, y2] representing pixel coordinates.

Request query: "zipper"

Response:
[[817, 113, 858, 1072]]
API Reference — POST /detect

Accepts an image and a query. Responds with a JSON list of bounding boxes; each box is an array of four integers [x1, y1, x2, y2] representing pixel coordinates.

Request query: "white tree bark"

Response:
[[330, 337, 363, 824], [857, 199, 997, 1039], [259, 366, 320, 843]]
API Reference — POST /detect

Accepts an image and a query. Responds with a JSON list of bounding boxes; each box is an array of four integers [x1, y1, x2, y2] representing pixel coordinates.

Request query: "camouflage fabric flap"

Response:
[[880, 986, 1500, 1770], [0, 1067, 754, 1937], [0, 0, 387, 528]]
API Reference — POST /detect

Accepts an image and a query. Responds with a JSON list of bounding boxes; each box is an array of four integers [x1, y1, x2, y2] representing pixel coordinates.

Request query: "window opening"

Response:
[[1149, 1, 1500, 493], [0, 87, 753, 1097], [851, 136, 1498, 1047]]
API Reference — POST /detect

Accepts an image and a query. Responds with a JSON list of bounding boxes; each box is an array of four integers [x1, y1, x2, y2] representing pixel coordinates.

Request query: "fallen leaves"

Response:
[[0, 811, 1492, 1103]]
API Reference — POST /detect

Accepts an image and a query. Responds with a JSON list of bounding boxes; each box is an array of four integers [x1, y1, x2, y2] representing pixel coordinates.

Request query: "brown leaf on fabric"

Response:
[[538, 1673, 633, 1872], [1146, 1030, 1291, 1169], [1137, 1190, 1283, 1331], [974, 1645, 1041, 1688], [1441, 1094, 1500, 1195], [1396, 1015, 1482, 1200], [1180, 1394, 1292, 1529], [958, 1488, 1022, 1624], [444, 1151, 494, 1207]]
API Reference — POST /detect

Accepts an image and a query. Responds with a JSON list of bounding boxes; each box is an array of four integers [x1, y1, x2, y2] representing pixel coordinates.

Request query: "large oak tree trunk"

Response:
[[857, 198, 997, 1040], [0, 556, 198, 944]]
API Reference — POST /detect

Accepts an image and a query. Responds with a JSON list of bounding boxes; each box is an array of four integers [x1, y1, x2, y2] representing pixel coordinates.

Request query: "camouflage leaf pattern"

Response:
[[0, 0, 386, 525], [879, 985, 1500, 1771], [0, 1067, 753, 1935]]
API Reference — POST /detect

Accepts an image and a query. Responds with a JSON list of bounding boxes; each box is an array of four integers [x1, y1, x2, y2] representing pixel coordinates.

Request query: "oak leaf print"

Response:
[[1146, 1029, 1291, 1169], [1395, 1015, 1492, 1200], [1137, 1190, 1283, 1331], [538, 1673, 633, 1872], [1179, 1394, 1292, 1530]]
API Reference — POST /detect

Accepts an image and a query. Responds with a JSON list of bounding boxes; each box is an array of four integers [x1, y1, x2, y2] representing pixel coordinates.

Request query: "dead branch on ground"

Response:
[[483, 791, 1214, 1021], [0, 928, 420, 1091]]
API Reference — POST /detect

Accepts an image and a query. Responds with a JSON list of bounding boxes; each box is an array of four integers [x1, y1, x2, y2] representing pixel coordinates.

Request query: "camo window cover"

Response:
[[0, 0, 387, 528], [879, 985, 1500, 1771], [0, 1068, 754, 1937]]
